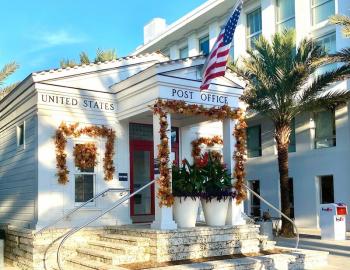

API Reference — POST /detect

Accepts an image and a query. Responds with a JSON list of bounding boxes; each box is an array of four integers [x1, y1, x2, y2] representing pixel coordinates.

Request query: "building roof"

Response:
[[133, 0, 235, 55], [0, 52, 169, 102]]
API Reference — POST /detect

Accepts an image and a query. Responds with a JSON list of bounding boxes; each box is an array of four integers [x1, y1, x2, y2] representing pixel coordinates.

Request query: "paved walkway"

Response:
[[276, 233, 350, 270]]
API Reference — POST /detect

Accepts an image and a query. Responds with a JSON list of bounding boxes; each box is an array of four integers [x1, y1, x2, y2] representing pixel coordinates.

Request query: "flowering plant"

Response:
[[172, 159, 203, 199], [197, 152, 235, 202]]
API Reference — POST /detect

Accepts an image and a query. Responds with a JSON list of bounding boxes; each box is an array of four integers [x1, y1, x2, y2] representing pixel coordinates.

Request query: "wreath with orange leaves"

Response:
[[54, 122, 115, 184]]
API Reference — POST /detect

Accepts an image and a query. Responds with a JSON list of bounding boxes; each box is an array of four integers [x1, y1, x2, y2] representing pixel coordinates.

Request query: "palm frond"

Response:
[[0, 62, 19, 85], [299, 64, 350, 104], [79, 51, 90, 64], [0, 81, 20, 99], [94, 48, 117, 63], [301, 90, 350, 112], [313, 48, 350, 66], [60, 59, 78, 68], [330, 15, 350, 38]]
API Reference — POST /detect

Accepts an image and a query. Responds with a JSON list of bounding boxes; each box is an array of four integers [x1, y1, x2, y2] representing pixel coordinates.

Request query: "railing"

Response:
[[35, 187, 129, 235], [56, 179, 156, 270], [243, 183, 299, 249]]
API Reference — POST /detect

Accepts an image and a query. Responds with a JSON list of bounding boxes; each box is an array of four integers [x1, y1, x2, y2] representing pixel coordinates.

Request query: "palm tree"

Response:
[[230, 30, 350, 236], [60, 49, 117, 68], [0, 62, 19, 99]]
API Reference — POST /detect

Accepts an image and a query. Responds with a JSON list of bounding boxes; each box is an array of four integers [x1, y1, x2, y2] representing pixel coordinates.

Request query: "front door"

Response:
[[129, 123, 179, 223], [130, 140, 155, 223]]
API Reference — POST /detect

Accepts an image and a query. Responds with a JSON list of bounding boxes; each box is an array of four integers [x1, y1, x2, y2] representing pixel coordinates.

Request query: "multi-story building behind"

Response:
[[133, 0, 350, 230]]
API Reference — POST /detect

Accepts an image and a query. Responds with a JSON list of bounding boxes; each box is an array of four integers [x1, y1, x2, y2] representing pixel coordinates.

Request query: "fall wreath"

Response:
[[191, 136, 223, 162], [153, 99, 247, 206], [54, 122, 116, 184]]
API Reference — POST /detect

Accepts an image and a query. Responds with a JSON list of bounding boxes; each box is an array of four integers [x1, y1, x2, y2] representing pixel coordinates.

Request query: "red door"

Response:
[[129, 125, 179, 223]]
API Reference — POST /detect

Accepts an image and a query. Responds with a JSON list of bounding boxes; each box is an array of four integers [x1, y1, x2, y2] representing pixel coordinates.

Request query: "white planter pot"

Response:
[[173, 197, 200, 228], [201, 198, 229, 226], [257, 221, 273, 240]]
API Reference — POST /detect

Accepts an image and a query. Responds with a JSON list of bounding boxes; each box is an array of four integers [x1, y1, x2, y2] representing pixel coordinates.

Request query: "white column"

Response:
[[209, 21, 220, 50], [169, 44, 179, 60], [261, 0, 276, 42], [151, 113, 177, 230], [222, 118, 246, 226], [188, 32, 199, 57]]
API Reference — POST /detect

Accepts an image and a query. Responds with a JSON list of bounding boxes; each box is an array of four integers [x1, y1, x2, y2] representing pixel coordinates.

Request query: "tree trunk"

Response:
[[275, 124, 294, 237]]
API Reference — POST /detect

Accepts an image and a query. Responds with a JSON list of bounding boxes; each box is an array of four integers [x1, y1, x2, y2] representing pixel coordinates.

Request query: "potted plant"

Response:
[[198, 152, 235, 226], [172, 159, 202, 228]]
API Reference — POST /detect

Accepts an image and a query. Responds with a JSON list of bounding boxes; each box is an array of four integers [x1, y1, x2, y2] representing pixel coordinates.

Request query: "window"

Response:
[[316, 32, 336, 75], [249, 180, 261, 217], [247, 125, 262, 157], [179, 46, 188, 58], [319, 175, 334, 204], [17, 122, 25, 147], [289, 118, 296, 152], [312, 0, 335, 25], [276, 0, 295, 31], [314, 110, 336, 149], [74, 144, 95, 203], [199, 35, 210, 55], [171, 127, 179, 143], [247, 8, 262, 49], [289, 178, 295, 219]]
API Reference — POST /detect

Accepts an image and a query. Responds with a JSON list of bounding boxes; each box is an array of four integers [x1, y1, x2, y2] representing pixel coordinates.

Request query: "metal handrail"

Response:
[[35, 187, 129, 235], [56, 179, 156, 270], [243, 183, 299, 249]]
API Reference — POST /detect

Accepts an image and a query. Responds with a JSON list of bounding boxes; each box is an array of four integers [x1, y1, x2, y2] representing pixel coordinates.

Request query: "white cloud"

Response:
[[39, 29, 86, 46], [28, 29, 87, 52]]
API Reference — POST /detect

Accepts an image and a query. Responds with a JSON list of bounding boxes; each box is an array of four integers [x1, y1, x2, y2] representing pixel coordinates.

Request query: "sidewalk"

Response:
[[276, 232, 350, 270]]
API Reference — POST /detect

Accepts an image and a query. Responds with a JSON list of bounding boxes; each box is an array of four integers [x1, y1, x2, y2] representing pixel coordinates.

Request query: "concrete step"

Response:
[[65, 257, 126, 270], [88, 239, 148, 253], [138, 248, 329, 270], [99, 233, 150, 247], [76, 247, 148, 265]]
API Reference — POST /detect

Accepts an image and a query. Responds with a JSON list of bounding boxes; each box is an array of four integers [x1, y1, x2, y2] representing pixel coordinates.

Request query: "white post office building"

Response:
[[134, 0, 350, 230], [0, 52, 245, 230]]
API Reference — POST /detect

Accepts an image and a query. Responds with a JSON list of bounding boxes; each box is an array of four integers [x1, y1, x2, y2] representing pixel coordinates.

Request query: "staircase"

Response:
[[54, 224, 276, 270], [59, 233, 150, 269]]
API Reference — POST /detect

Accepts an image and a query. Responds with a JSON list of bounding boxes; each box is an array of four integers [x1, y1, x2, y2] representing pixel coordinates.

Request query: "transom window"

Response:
[[199, 35, 210, 55], [312, 0, 335, 25], [246, 8, 262, 50], [247, 125, 262, 158], [314, 110, 336, 149], [276, 0, 295, 31], [74, 143, 96, 203], [179, 46, 189, 58]]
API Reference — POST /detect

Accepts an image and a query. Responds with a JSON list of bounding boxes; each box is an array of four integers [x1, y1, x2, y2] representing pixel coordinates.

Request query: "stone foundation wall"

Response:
[[108, 225, 264, 262], [3, 225, 104, 270]]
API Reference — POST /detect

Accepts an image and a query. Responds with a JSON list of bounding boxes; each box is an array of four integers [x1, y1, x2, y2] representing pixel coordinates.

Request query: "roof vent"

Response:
[[144, 18, 167, 44]]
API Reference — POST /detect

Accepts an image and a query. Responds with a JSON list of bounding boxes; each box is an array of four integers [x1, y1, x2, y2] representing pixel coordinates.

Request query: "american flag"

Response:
[[200, 0, 243, 90]]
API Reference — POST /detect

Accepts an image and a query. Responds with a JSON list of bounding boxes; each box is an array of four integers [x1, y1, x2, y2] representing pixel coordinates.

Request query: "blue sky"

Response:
[[0, 0, 206, 84]]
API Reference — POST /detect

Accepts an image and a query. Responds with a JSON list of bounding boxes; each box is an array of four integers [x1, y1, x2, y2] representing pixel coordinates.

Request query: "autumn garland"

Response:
[[153, 99, 247, 206], [54, 122, 116, 184], [73, 143, 98, 170], [191, 136, 223, 161]]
